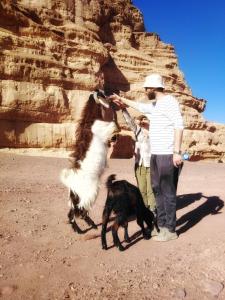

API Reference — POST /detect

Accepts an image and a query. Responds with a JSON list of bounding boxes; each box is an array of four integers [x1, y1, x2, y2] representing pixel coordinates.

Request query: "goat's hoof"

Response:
[[125, 238, 131, 243], [92, 224, 98, 230], [74, 229, 83, 234], [118, 245, 125, 251], [145, 227, 152, 235], [143, 233, 151, 240], [102, 245, 107, 250]]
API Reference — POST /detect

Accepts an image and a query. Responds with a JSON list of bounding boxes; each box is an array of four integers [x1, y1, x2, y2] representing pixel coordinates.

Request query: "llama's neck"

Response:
[[79, 135, 107, 177]]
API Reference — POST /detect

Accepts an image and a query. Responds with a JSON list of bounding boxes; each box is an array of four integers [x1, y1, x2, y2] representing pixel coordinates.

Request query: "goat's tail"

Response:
[[106, 174, 116, 189]]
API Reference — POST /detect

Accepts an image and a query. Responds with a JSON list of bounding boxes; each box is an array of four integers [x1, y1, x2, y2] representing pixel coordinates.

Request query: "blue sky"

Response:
[[133, 0, 225, 124]]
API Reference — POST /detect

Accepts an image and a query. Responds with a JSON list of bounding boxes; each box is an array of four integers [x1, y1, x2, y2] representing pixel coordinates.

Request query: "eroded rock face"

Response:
[[0, 0, 224, 161]]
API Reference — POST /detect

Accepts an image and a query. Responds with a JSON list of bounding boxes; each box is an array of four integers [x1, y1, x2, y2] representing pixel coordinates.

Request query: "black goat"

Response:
[[101, 174, 158, 251]]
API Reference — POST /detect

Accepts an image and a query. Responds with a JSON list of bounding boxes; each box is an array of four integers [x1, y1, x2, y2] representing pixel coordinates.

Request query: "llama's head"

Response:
[[70, 92, 119, 169], [91, 120, 117, 143]]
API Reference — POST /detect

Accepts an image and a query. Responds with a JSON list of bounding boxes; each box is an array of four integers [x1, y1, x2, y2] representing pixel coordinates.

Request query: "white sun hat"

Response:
[[143, 73, 165, 88]]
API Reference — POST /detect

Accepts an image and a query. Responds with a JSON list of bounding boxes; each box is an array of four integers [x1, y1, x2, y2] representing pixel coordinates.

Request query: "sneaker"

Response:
[[151, 226, 160, 237], [152, 228, 178, 242], [151, 226, 158, 237], [151, 226, 165, 237]]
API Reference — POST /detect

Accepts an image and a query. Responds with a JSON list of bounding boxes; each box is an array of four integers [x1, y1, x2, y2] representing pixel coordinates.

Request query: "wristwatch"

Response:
[[173, 150, 181, 155]]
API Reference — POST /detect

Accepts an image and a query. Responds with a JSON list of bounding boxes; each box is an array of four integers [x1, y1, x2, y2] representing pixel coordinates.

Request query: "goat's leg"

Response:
[[101, 206, 111, 250], [143, 208, 159, 235], [112, 214, 126, 251], [136, 211, 150, 240], [151, 211, 159, 234], [123, 221, 131, 243]]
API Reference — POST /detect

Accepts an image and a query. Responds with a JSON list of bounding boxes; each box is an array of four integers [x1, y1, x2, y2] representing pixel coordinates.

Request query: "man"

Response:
[[110, 73, 184, 241]]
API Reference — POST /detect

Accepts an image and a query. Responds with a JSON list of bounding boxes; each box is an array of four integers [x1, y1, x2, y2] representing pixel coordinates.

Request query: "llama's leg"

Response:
[[112, 214, 126, 251], [71, 219, 83, 234], [67, 208, 75, 223], [101, 206, 111, 250], [123, 221, 131, 243], [68, 190, 75, 223], [69, 190, 83, 234]]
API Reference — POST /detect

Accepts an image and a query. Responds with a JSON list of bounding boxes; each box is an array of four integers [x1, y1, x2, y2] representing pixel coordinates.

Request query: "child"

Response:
[[122, 108, 156, 213]]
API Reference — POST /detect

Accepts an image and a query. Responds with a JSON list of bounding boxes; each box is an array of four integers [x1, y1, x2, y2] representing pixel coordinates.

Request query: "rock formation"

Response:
[[0, 0, 224, 162]]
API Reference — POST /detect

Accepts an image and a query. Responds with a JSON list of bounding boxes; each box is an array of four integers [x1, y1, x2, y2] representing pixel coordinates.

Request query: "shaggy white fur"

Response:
[[60, 120, 117, 210]]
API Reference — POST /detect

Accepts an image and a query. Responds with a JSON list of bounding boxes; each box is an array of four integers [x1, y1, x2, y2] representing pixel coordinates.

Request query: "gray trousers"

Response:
[[150, 154, 177, 232]]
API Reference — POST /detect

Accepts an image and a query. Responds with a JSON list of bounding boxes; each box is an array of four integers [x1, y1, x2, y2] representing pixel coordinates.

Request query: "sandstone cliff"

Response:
[[0, 0, 224, 162]]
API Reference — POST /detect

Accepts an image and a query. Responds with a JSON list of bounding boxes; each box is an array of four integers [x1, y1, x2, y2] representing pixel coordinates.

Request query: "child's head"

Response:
[[135, 115, 149, 128]]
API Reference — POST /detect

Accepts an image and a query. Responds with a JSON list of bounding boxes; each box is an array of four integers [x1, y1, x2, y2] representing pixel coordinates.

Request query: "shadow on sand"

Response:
[[176, 193, 224, 235]]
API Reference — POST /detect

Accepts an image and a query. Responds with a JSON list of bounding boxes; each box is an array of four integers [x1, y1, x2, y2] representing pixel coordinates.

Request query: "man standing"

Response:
[[110, 73, 184, 241]]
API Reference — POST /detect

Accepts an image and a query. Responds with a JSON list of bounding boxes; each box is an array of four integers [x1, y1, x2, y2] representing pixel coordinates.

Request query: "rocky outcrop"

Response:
[[0, 0, 224, 162]]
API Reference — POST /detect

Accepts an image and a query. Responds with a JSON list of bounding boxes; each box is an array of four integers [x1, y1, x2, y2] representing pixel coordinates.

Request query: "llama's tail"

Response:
[[106, 174, 116, 189]]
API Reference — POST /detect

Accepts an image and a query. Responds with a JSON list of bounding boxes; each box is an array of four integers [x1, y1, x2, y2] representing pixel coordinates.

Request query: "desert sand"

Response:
[[0, 152, 225, 300]]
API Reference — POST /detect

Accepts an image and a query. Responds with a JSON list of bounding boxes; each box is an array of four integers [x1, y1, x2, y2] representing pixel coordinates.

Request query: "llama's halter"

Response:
[[92, 89, 119, 124], [92, 90, 110, 108]]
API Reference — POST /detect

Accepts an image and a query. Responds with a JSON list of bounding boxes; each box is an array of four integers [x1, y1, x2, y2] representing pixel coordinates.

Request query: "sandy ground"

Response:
[[0, 152, 225, 300]]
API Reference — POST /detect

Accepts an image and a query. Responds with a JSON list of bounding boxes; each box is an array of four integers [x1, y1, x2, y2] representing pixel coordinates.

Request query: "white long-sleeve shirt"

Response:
[[133, 95, 184, 155], [122, 109, 151, 167]]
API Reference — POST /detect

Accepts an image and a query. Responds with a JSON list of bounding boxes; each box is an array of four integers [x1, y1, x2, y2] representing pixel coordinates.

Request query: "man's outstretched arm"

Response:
[[109, 94, 153, 114]]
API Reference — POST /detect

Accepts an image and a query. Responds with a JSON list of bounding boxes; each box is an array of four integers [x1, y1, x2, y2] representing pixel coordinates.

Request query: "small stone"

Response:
[[69, 282, 76, 291], [173, 287, 186, 299], [0, 285, 17, 296], [201, 279, 224, 297], [152, 282, 159, 289]]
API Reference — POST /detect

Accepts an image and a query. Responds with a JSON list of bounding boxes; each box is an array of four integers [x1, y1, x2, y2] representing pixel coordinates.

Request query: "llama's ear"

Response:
[[92, 91, 110, 108], [92, 91, 100, 103]]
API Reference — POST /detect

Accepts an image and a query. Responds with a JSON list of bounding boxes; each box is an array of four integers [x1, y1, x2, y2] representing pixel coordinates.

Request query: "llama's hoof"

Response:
[[71, 223, 83, 234]]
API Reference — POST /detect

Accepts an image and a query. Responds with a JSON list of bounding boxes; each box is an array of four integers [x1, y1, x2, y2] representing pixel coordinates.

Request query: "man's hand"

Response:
[[108, 94, 127, 109], [173, 153, 182, 167], [119, 102, 128, 110], [108, 93, 120, 101]]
